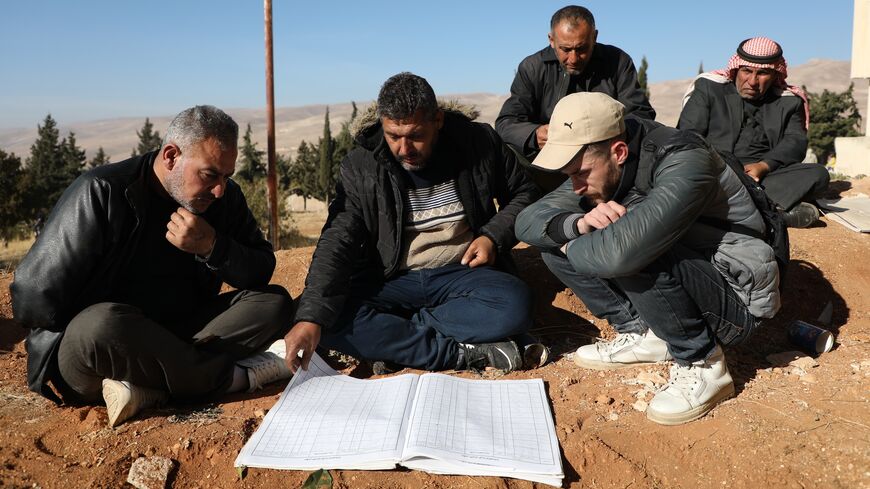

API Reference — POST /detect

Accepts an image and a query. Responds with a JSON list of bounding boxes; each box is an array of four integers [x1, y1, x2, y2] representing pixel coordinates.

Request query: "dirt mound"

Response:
[[2, 193, 869, 487]]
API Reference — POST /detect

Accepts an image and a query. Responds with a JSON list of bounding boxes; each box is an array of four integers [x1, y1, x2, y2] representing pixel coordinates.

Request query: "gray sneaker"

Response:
[[783, 202, 820, 228], [102, 379, 168, 428], [237, 340, 292, 391], [457, 340, 522, 372], [574, 329, 672, 370]]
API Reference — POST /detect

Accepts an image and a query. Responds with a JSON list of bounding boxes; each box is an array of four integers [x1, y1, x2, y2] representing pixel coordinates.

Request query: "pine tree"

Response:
[[0, 149, 26, 242], [698, 61, 704, 74], [276, 152, 293, 191], [333, 101, 358, 175], [60, 132, 86, 181], [131, 118, 162, 156], [290, 140, 320, 210], [89, 147, 110, 168], [23, 114, 67, 219], [637, 56, 650, 98], [235, 123, 266, 182], [318, 108, 335, 201], [806, 83, 863, 163]]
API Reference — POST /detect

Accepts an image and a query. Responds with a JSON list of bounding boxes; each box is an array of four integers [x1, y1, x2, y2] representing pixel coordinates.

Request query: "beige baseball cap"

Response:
[[532, 92, 626, 171]]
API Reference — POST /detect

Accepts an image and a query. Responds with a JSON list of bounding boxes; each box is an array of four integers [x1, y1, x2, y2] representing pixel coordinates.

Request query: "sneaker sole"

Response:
[[102, 380, 135, 428], [574, 356, 669, 371], [645, 383, 736, 426]]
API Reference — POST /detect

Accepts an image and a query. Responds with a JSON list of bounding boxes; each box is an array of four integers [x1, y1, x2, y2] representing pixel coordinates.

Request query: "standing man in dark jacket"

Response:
[[516, 93, 780, 425], [11, 106, 294, 427], [678, 36, 829, 228], [496, 5, 655, 192], [284, 73, 539, 374]]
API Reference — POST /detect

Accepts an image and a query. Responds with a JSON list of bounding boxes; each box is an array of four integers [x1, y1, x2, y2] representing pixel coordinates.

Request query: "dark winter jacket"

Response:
[[496, 43, 656, 157], [515, 118, 780, 318], [11, 152, 275, 401], [677, 76, 807, 171], [294, 104, 539, 331]]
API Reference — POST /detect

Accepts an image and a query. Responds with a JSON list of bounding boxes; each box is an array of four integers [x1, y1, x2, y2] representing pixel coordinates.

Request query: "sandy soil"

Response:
[[1, 180, 869, 488]]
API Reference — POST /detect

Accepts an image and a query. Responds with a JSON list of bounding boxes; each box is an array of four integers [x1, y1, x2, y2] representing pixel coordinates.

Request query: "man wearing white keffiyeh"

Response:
[[678, 37, 829, 228]]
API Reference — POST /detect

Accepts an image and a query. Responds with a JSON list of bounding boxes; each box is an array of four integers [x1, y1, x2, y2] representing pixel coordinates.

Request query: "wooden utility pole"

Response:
[[264, 0, 280, 248]]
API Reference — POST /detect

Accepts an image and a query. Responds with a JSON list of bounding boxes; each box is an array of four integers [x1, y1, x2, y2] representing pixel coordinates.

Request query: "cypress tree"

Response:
[[318, 108, 334, 201], [637, 56, 650, 98]]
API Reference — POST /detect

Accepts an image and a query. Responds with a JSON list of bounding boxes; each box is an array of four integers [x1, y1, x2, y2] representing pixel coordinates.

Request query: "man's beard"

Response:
[[165, 162, 211, 214]]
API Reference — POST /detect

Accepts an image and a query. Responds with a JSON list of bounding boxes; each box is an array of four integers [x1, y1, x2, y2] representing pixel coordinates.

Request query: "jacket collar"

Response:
[[609, 118, 645, 203]]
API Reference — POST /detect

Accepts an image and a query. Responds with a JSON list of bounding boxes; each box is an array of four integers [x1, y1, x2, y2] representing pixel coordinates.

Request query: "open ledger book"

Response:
[[235, 353, 564, 486]]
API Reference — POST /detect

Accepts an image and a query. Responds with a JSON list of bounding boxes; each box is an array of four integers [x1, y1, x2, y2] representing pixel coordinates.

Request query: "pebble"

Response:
[[636, 371, 667, 386], [632, 400, 648, 412], [800, 374, 818, 383], [595, 395, 613, 405], [766, 351, 806, 367], [254, 409, 267, 418], [607, 412, 619, 421], [789, 356, 819, 370], [127, 456, 175, 489]]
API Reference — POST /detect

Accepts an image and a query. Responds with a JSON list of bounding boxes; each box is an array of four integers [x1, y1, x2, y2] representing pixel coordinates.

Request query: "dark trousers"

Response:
[[542, 244, 757, 363], [761, 163, 830, 210], [56, 285, 294, 403], [321, 264, 533, 371]]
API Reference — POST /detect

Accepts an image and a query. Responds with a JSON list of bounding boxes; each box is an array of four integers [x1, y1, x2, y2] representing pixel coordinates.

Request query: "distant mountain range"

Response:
[[0, 59, 864, 162]]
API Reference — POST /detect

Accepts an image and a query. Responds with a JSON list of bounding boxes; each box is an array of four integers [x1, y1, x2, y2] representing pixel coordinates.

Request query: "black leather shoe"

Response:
[[783, 202, 820, 228]]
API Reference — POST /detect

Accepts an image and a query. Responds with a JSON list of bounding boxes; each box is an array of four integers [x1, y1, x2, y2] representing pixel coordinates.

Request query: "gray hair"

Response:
[[164, 105, 239, 152], [377, 72, 438, 122], [550, 5, 595, 31]]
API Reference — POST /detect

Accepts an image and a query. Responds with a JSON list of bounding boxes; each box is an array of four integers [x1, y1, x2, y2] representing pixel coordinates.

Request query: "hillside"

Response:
[[0, 59, 863, 162]]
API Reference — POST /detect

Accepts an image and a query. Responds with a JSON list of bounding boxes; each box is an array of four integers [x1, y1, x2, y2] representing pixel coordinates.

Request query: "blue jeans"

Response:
[[321, 264, 532, 370], [542, 244, 757, 363]]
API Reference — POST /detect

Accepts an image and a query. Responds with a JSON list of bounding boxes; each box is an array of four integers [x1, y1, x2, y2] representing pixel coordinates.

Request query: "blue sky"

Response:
[[0, 0, 854, 129]]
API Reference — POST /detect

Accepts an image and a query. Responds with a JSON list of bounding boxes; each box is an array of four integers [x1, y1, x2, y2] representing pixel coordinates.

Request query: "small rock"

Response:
[[636, 371, 667, 386], [254, 409, 267, 418], [791, 367, 806, 377], [595, 395, 613, 405], [170, 444, 180, 457], [801, 374, 818, 383], [205, 448, 216, 459], [632, 400, 648, 412], [181, 439, 191, 450], [634, 390, 648, 400], [80, 408, 107, 432], [607, 412, 619, 421], [766, 351, 806, 367], [127, 456, 175, 489], [772, 367, 783, 374], [789, 356, 819, 370]]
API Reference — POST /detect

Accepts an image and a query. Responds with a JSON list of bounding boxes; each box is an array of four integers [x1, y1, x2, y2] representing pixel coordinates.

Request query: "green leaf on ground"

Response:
[[301, 468, 333, 488]]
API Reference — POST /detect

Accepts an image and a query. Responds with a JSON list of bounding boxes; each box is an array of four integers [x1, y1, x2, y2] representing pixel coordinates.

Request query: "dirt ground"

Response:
[[1, 180, 869, 489]]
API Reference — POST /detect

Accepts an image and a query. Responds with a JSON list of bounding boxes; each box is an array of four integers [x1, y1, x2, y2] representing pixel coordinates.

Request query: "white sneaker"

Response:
[[236, 340, 292, 392], [574, 329, 672, 370], [101, 379, 168, 428], [646, 345, 735, 425]]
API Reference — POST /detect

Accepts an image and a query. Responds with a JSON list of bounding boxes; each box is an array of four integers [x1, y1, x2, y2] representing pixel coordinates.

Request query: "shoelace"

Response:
[[658, 363, 703, 400], [596, 333, 641, 353]]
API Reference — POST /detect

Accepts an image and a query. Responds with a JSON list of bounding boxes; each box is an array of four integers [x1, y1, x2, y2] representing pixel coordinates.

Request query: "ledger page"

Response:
[[235, 353, 419, 471]]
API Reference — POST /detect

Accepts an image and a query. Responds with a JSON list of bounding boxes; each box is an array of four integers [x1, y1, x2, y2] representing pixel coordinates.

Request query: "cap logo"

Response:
[[563, 121, 573, 129]]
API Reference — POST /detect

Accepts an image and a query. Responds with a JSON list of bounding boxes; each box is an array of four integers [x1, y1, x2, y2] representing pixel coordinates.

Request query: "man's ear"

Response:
[[435, 109, 445, 131], [160, 143, 181, 170], [613, 140, 629, 166], [593, 29, 599, 43]]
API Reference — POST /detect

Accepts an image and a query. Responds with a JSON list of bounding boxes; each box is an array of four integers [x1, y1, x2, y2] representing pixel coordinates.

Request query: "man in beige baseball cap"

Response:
[[516, 92, 782, 425]]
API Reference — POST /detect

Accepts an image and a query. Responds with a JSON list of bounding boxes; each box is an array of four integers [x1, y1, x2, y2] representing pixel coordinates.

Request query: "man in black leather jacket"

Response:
[[516, 93, 780, 425], [11, 106, 294, 427], [496, 5, 655, 192], [284, 73, 539, 375]]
